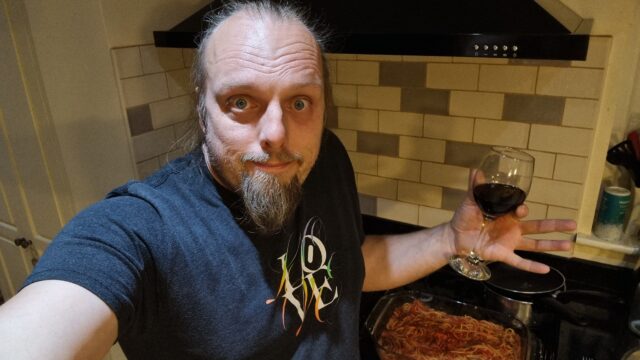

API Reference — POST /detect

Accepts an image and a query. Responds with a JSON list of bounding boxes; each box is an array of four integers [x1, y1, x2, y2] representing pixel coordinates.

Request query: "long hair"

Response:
[[179, 0, 333, 152]]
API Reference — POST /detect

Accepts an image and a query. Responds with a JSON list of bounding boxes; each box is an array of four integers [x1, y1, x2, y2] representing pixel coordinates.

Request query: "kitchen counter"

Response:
[[359, 214, 640, 359]]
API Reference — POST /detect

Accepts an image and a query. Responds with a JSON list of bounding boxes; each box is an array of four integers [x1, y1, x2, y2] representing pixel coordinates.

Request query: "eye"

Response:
[[292, 98, 309, 111], [233, 97, 248, 110]]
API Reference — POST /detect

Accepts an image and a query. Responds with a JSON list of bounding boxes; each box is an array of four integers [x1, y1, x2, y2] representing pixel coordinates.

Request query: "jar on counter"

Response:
[[594, 186, 632, 242]]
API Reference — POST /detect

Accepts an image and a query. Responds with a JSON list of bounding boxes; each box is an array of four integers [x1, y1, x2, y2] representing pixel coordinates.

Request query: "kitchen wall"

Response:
[[16, 0, 640, 266], [110, 38, 611, 259]]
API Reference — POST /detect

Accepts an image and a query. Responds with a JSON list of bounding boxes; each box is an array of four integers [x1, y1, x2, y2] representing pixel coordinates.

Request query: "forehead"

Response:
[[204, 12, 323, 89]]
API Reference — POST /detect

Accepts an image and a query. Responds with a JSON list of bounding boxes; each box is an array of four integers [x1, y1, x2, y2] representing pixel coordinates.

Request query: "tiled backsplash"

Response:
[[111, 37, 611, 240]]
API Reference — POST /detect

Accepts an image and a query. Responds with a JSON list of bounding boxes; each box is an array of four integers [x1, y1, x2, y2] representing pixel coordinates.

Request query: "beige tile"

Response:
[[348, 151, 377, 175], [357, 54, 403, 62], [113, 47, 142, 79], [398, 181, 442, 207], [337, 61, 379, 85], [509, 59, 570, 67], [424, 114, 473, 142], [399, 136, 446, 162], [427, 63, 479, 90], [528, 178, 582, 209], [536, 67, 604, 99], [421, 162, 469, 190], [523, 201, 548, 220], [331, 84, 357, 107], [403, 56, 452, 63], [326, 53, 358, 60], [529, 124, 593, 156], [122, 73, 169, 108], [419, 206, 455, 228], [149, 95, 195, 129], [357, 174, 397, 199], [136, 157, 160, 179], [139, 45, 184, 74], [337, 108, 378, 131], [378, 156, 421, 182], [182, 49, 195, 68], [445, 142, 491, 168], [379, 111, 423, 136], [450, 91, 504, 119], [330, 128, 357, 151], [453, 57, 509, 65], [376, 198, 420, 224], [525, 150, 555, 179], [328, 60, 337, 84], [173, 120, 192, 143], [132, 126, 176, 162], [479, 65, 537, 94], [166, 69, 192, 98], [441, 187, 467, 210], [571, 36, 611, 69], [562, 98, 599, 128], [547, 206, 578, 221], [473, 119, 530, 148], [357, 86, 401, 111], [554, 154, 588, 183]]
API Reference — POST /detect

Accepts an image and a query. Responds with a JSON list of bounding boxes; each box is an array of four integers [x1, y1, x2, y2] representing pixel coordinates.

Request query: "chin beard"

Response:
[[240, 170, 302, 234]]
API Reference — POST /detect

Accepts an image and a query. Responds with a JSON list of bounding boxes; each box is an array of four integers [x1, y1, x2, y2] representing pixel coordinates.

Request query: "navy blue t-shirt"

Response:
[[24, 130, 365, 359]]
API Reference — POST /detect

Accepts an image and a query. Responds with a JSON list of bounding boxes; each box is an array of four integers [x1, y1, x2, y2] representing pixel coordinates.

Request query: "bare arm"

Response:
[[0, 280, 117, 360]]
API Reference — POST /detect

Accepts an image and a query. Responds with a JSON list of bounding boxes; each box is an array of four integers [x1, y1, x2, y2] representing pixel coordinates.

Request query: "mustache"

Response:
[[241, 150, 303, 164]]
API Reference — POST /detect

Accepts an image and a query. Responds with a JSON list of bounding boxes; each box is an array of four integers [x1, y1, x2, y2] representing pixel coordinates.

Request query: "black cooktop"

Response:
[[359, 215, 639, 360]]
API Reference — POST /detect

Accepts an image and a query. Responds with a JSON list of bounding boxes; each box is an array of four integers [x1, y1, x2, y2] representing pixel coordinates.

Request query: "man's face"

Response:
[[202, 12, 325, 232]]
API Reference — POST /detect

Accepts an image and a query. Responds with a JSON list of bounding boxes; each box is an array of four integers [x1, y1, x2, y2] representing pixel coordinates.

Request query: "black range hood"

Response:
[[153, 0, 591, 60]]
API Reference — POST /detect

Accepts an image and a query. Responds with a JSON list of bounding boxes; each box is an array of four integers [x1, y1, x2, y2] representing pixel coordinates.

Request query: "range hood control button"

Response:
[[493, 45, 498, 51], [502, 45, 508, 51], [512, 45, 519, 52], [483, 45, 489, 51], [474, 44, 480, 51]]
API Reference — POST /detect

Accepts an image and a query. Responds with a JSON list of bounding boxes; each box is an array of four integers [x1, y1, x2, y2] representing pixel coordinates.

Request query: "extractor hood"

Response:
[[153, 0, 591, 60]]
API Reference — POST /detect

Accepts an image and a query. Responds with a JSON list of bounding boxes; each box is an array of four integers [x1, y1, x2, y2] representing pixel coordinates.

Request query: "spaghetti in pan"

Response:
[[366, 291, 530, 360]]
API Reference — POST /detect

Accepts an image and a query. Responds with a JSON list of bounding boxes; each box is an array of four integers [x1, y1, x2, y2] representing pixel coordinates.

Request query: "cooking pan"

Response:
[[484, 262, 624, 327]]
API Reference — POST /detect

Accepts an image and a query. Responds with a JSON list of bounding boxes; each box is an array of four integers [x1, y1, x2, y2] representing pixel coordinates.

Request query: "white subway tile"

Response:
[[419, 206, 455, 228], [379, 111, 423, 136], [473, 119, 529, 148], [338, 107, 378, 132], [376, 198, 419, 224], [378, 156, 421, 182], [421, 162, 469, 190], [424, 114, 474, 142], [399, 136, 446, 162], [529, 124, 593, 156]]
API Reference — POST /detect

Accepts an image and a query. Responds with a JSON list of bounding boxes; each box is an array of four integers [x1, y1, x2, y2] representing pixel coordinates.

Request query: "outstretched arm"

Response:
[[0, 280, 117, 360]]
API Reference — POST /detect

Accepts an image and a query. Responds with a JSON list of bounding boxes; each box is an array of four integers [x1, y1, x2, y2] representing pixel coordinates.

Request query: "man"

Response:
[[0, 1, 575, 359]]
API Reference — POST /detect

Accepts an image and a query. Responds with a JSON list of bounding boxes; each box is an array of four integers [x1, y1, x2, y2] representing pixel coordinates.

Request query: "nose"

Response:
[[258, 101, 286, 150]]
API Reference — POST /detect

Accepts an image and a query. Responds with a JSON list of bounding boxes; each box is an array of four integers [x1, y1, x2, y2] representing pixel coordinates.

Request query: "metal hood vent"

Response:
[[153, 0, 591, 60]]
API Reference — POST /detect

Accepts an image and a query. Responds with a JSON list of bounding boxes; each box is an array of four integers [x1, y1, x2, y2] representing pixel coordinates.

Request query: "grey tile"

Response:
[[379, 62, 426, 87], [442, 187, 468, 211], [358, 194, 377, 216], [508, 59, 570, 67], [503, 94, 565, 125], [325, 105, 338, 128], [401, 88, 449, 115], [127, 104, 153, 136], [357, 132, 399, 157], [445, 142, 492, 168]]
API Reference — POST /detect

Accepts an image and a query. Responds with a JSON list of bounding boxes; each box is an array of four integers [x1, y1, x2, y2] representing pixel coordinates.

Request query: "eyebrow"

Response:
[[214, 80, 323, 95]]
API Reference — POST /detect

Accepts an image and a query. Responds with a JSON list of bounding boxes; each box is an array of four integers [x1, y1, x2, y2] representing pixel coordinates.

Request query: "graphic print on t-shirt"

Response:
[[266, 217, 339, 336]]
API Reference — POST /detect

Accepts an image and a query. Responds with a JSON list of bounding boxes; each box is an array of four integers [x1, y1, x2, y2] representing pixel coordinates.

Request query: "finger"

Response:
[[520, 219, 577, 235], [515, 204, 528, 218], [499, 252, 551, 274], [516, 237, 573, 252]]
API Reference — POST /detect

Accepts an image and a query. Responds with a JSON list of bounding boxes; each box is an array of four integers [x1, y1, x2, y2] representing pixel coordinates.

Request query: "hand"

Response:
[[448, 170, 577, 274]]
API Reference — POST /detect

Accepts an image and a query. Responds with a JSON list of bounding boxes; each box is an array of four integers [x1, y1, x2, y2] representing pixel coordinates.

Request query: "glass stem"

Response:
[[468, 216, 491, 265]]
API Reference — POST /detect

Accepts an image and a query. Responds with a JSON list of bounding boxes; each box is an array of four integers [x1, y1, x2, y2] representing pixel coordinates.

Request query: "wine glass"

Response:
[[449, 146, 535, 281]]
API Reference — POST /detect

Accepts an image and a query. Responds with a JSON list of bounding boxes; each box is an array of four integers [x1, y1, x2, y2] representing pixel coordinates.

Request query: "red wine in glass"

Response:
[[473, 183, 527, 219], [449, 146, 534, 281]]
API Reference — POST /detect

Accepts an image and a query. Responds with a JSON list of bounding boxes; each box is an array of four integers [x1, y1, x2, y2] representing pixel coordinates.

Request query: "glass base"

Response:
[[448, 254, 491, 281]]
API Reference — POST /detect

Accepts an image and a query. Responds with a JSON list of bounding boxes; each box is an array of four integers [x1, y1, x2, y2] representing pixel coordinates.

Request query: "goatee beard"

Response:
[[240, 170, 302, 234]]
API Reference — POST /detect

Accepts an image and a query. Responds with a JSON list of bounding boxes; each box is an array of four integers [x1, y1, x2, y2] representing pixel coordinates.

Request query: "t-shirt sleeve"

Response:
[[22, 195, 161, 338]]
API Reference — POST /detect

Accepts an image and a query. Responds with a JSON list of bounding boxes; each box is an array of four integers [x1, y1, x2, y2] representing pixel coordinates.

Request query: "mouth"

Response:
[[250, 161, 294, 174]]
